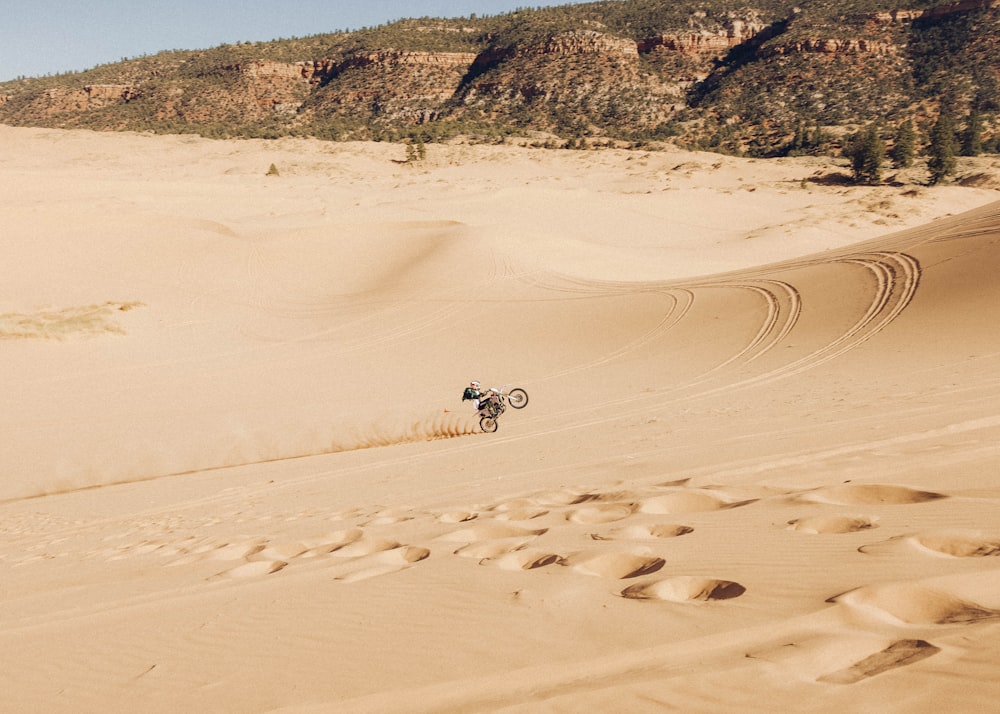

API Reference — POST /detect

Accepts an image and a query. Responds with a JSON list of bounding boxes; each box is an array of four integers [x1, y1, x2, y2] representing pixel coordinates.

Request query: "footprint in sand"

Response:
[[829, 577, 1000, 625], [787, 515, 877, 534], [168, 527, 369, 571], [859, 530, 1000, 557], [254, 541, 311, 561], [525, 490, 598, 507], [488, 496, 552, 522], [453, 537, 539, 560], [206, 538, 327, 580], [590, 524, 694, 541], [565, 551, 666, 579], [818, 639, 941, 684], [444, 522, 550, 564], [620, 576, 746, 602], [315, 528, 366, 552], [295, 528, 366, 557], [212, 559, 288, 580], [331, 538, 404, 558], [569, 491, 638, 505], [639, 490, 755, 514], [328, 545, 431, 583], [748, 633, 939, 684], [202, 529, 432, 582], [492, 549, 564, 571], [169, 538, 266, 567], [796, 484, 945, 506], [912, 532, 1000, 557], [437, 522, 548, 544], [567, 502, 637, 524], [361, 507, 417, 526], [490, 488, 645, 522], [494, 507, 550, 522], [437, 511, 479, 524]]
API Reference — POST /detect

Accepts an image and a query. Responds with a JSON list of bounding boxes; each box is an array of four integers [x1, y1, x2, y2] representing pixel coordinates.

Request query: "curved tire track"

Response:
[[493, 251, 920, 441]]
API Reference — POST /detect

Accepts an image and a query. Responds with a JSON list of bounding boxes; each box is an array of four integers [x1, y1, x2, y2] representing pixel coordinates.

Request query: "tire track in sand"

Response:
[[680, 251, 921, 399]]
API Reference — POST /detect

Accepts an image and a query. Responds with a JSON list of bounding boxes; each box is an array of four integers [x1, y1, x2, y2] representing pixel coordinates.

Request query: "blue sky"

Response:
[[0, 1, 591, 81]]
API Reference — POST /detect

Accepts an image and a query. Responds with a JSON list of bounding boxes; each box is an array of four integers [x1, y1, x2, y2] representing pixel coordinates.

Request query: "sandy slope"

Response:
[[2, 126, 1000, 713]]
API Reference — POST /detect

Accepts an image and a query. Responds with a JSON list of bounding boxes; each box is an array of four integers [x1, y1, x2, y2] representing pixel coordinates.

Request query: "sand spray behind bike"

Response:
[[324, 409, 479, 452], [210, 407, 480, 471], [3, 409, 479, 503]]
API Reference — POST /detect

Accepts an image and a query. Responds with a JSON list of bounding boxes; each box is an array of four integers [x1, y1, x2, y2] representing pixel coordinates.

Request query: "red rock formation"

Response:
[[225, 61, 315, 81], [335, 50, 478, 73], [761, 38, 896, 56], [870, 0, 998, 22], [639, 21, 765, 54], [764, 0, 999, 59], [921, 0, 999, 19], [869, 9, 926, 22], [226, 53, 477, 85], [27, 84, 137, 113], [84, 84, 138, 105], [307, 49, 480, 125], [543, 30, 639, 57]]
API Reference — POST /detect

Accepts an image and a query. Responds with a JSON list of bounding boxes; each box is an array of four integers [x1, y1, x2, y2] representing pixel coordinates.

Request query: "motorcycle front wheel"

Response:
[[480, 416, 498, 433], [507, 388, 528, 409]]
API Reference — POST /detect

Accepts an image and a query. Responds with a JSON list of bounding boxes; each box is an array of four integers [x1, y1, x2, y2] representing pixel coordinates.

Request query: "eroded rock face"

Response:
[[761, 38, 896, 56], [23, 84, 138, 114], [869, 9, 926, 22], [920, 0, 999, 19], [224, 61, 316, 81], [298, 49, 483, 126], [334, 50, 478, 70], [640, 20, 767, 54], [543, 30, 640, 57], [84, 84, 138, 103], [0, 0, 995, 143], [867, 0, 998, 23], [216, 53, 482, 118]]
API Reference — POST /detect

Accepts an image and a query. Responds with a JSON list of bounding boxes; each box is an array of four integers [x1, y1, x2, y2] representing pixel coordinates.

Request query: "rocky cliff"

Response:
[[1, 0, 997, 154], [691, 0, 999, 150], [19, 84, 138, 114], [639, 19, 766, 54]]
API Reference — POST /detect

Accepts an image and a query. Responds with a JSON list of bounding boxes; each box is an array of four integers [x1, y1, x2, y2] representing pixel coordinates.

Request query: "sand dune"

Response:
[[2, 125, 1000, 713]]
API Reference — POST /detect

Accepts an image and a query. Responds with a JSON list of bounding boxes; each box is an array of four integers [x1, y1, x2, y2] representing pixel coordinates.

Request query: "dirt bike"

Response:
[[478, 385, 528, 433]]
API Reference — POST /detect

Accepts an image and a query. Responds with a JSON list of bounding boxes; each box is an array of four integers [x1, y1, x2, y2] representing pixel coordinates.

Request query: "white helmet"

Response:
[[470, 380, 480, 388]]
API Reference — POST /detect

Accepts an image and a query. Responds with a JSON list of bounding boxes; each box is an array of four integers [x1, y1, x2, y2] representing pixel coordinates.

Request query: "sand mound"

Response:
[[621, 577, 747, 602]]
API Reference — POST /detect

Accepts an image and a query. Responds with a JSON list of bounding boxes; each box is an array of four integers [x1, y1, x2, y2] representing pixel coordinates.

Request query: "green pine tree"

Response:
[[927, 111, 958, 184], [790, 119, 808, 155], [810, 120, 830, 153], [846, 124, 885, 185], [961, 107, 983, 157], [890, 119, 916, 168]]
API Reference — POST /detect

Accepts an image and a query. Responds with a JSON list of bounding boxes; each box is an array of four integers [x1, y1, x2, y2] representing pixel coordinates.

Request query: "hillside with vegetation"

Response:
[[2, 0, 998, 158]]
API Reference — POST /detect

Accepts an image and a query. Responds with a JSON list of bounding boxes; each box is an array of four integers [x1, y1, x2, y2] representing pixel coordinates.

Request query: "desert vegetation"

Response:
[[2, 0, 998, 174]]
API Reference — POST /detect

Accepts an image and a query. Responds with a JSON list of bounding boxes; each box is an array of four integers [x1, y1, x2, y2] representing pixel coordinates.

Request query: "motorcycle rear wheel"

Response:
[[507, 388, 528, 409], [480, 416, 498, 433]]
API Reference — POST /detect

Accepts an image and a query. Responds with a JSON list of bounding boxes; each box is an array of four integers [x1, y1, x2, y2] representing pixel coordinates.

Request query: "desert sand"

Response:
[[2, 124, 1000, 713]]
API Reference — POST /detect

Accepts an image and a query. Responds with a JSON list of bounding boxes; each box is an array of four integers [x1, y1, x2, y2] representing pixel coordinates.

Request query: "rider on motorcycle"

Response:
[[463, 380, 499, 417]]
